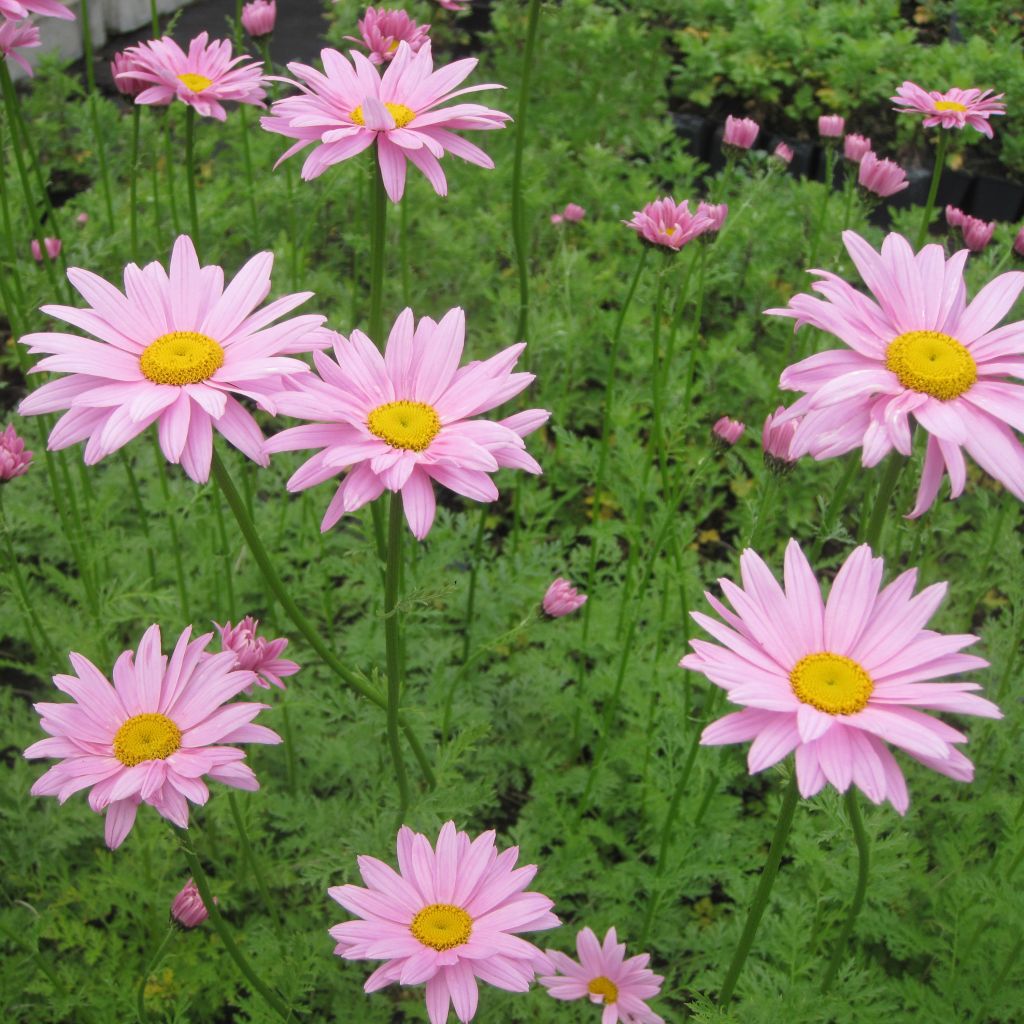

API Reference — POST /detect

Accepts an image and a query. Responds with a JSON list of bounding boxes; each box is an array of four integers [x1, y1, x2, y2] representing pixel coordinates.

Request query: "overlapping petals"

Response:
[[892, 81, 1006, 138], [0, 18, 41, 77], [25, 624, 281, 848], [624, 197, 714, 251], [682, 541, 1001, 813], [0, 0, 73, 21], [260, 41, 510, 201], [768, 230, 1024, 516]]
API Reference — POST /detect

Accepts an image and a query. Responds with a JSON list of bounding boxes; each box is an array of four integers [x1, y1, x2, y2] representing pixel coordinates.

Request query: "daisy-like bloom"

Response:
[[216, 616, 299, 690], [624, 197, 713, 251], [117, 32, 266, 121], [818, 114, 844, 138], [0, 423, 32, 481], [712, 415, 745, 449], [723, 114, 758, 151], [18, 235, 329, 484], [171, 878, 212, 928], [857, 151, 908, 199], [261, 42, 510, 202], [682, 540, 1002, 813], [24, 624, 281, 849], [772, 142, 793, 165], [762, 406, 799, 475], [543, 578, 587, 618], [539, 927, 665, 1024], [347, 7, 430, 65], [30, 237, 61, 262], [241, 0, 275, 39], [264, 307, 547, 539], [843, 133, 872, 162], [768, 229, 1024, 515], [329, 821, 559, 1024], [892, 81, 1006, 139], [0, 18, 40, 77], [0, 0, 73, 21], [697, 201, 728, 234]]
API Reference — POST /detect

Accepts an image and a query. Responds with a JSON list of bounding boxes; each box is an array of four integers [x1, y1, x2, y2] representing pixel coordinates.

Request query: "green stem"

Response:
[[810, 455, 859, 562], [120, 451, 158, 584], [400, 196, 411, 305], [747, 474, 778, 550], [210, 485, 238, 619], [718, 774, 800, 1006], [649, 266, 669, 490], [209, 449, 435, 787], [841, 178, 858, 232], [153, 439, 190, 623], [681, 242, 708, 412], [149, 117, 164, 246], [149, 0, 159, 35], [239, 106, 260, 246], [820, 789, 870, 992], [281, 702, 298, 797], [368, 162, 388, 344], [807, 147, 836, 269], [129, 105, 142, 262], [384, 491, 411, 819], [860, 453, 907, 551], [226, 791, 280, 928], [0, 117, 27, 309], [915, 133, 950, 250], [163, 111, 181, 234], [184, 106, 200, 250], [510, 0, 542, 343], [136, 926, 175, 1023], [176, 832, 292, 1022]]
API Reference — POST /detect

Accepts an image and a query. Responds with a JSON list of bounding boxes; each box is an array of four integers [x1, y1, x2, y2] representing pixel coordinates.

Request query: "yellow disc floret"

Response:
[[790, 652, 873, 716], [410, 904, 473, 951], [350, 101, 416, 128], [177, 72, 214, 93], [587, 977, 619, 1004], [884, 330, 976, 401], [113, 713, 182, 766], [140, 331, 225, 386], [934, 99, 968, 113], [367, 400, 441, 451]]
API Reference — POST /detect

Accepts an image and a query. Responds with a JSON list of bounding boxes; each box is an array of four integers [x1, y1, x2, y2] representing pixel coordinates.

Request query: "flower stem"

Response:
[[120, 451, 158, 584], [184, 106, 200, 250], [860, 453, 907, 551], [747, 473, 778, 550], [368, 161, 388, 344], [210, 484, 238, 619], [129, 105, 142, 262], [915, 133, 949, 250], [384, 491, 411, 820], [176, 831, 293, 1022], [810, 455, 859, 562], [149, 0, 159, 34], [226, 791, 281, 929], [281, 701, 298, 797], [820, 789, 870, 992], [718, 774, 800, 1006], [162, 111, 181, 235], [510, 0, 542, 343], [152, 437, 190, 623], [649, 265, 669, 490], [136, 926, 175, 1023], [209, 449, 436, 787], [238, 106, 261, 247], [681, 241, 708, 412], [78, 0, 114, 230], [807, 146, 837, 269]]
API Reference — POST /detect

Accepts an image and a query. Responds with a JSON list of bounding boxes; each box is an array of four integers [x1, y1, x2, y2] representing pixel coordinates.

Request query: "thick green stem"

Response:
[[718, 775, 800, 1006], [136, 926, 175, 1023], [384, 492, 411, 819], [368, 162, 388, 344], [162, 111, 181, 234], [149, 0, 159, 35], [153, 439, 190, 623], [747, 473, 778, 550], [510, 0, 542, 343], [807, 146, 837, 269], [209, 449, 435, 787], [0, 118, 27, 309], [238, 106, 261, 246], [210, 484, 238, 618], [177, 833, 292, 1022], [227, 791, 280, 928], [129, 106, 142, 261], [184, 106, 200, 250], [860, 453, 907, 551], [915, 133, 949, 250], [820, 789, 870, 992]]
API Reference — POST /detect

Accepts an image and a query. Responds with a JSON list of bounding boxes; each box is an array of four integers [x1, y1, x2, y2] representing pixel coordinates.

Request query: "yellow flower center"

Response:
[[112, 713, 182, 766], [884, 330, 976, 401], [588, 976, 619, 1003], [662, 225, 677, 236], [177, 72, 214, 93], [350, 101, 416, 128], [409, 904, 472, 951], [934, 99, 968, 113], [367, 400, 441, 451], [790, 652, 873, 716], [387, 39, 400, 52], [140, 331, 225, 386]]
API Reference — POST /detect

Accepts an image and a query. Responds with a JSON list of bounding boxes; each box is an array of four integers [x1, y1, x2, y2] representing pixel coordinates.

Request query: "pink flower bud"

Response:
[[945, 205, 967, 229], [696, 201, 728, 233], [550, 213, 563, 225], [818, 114, 845, 138], [241, 0, 276, 39], [843, 133, 872, 162], [562, 203, 585, 222], [961, 215, 995, 253], [723, 115, 759, 151], [30, 237, 61, 262], [1014, 225, 1024, 258], [773, 142, 793, 164], [542, 578, 587, 618], [0, 424, 32, 482], [171, 879, 213, 929], [762, 407, 800, 474], [857, 152, 908, 198], [76, 212, 89, 225], [110, 49, 148, 98], [712, 416, 745, 449], [216, 616, 300, 690]]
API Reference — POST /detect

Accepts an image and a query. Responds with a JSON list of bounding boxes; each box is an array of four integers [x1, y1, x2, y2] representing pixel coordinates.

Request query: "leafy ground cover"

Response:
[[1, 1, 1023, 1022]]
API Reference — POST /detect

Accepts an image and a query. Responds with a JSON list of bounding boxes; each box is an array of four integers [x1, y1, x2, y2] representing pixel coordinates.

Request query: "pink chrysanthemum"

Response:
[[843, 133, 872, 162], [773, 142, 793, 165], [857, 151, 908, 198], [18, 235, 330, 484], [624, 197, 713, 251], [436, 0, 470, 10], [542, 578, 587, 618], [217, 616, 299, 690], [261, 42, 509, 201], [118, 32, 266, 121], [539, 927, 665, 1024], [111, 49, 153, 99], [712, 415, 745, 448], [682, 541, 1001, 813], [891, 81, 1006, 139], [761, 406, 799, 474], [818, 114, 844, 138], [264, 306, 547, 539], [697, 201, 727, 234], [241, 0, 275, 39], [767, 230, 1024, 516], [723, 115, 758, 150], [171, 878, 213, 928], [329, 821, 559, 1024], [0, 18, 41, 77], [0, 0, 72, 21], [347, 7, 431, 65], [25, 624, 281, 849], [0, 423, 32, 481]]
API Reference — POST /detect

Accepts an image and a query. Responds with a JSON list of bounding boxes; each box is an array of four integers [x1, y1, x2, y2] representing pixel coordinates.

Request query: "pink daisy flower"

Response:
[[0, 0, 73, 21], [261, 42, 510, 201], [347, 7, 431, 65], [682, 540, 1001, 813], [0, 18, 41, 77], [697, 200, 728, 234], [216, 616, 300, 690], [117, 32, 266, 121], [891, 81, 1006, 139], [437, 0, 471, 10], [624, 197, 713, 251], [539, 927, 665, 1024], [263, 306, 548, 539], [25, 624, 281, 849], [18, 235, 330, 484], [329, 820, 559, 1024], [767, 230, 1024, 516]]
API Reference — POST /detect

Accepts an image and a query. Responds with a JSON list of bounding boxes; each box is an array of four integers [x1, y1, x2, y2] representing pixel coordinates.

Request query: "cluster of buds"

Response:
[[29, 237, 61, 262]]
